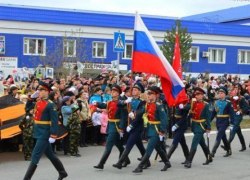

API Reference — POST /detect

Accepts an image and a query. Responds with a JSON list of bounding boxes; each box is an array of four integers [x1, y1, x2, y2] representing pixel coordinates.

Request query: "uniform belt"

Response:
[[216, 115, 229, 118], [191, 119, 205, 123], [34, 120, 51, 125], [174, 115, 182, 119], [108, 119, 120, 123], [148, 120, 160, 125]]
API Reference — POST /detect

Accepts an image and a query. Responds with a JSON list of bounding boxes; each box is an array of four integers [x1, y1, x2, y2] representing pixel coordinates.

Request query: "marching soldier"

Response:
[[113, 82, 147, 170], [133, 86, 171, 173], [93, 84, 127, 170], [224, 83, 249, 151], [168, 100, 190, 164], [23, 81, 67, 180], [184, 87, 212, 168], [211, 87, 234, 157]]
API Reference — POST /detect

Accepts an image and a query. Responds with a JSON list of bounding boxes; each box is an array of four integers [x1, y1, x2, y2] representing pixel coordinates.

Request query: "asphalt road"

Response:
[[1, 131, 250, 180]]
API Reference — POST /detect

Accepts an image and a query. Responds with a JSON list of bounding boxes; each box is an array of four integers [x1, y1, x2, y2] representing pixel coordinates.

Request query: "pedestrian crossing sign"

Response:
[[113, 32, 125, 52]]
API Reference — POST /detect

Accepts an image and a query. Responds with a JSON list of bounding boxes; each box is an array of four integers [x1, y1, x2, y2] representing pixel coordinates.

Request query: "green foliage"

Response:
[[161, 20, 192, 71]]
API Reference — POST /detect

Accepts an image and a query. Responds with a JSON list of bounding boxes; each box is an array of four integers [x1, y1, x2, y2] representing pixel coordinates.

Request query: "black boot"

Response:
[[51, 157, 68, 180], [180, 142, 189, 164], [158, 151, 171, 171], [113, 150, 130, 169], [94, 150, 110, 170], [223, 141, 232, 157], [167, 144, 177, 160], [122, 157, 131, 167], [238, 128, 246, 152], [133, 154, 150, 173], [23, 163, 37, 180], [184, 149, 196, 168], [201, 145, 213, 165], [211, 141, 220, 157], [142, 159, 151, 169]]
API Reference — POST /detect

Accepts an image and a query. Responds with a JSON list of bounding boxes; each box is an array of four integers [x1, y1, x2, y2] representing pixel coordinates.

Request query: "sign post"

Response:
[[113, 32, 125, 83]]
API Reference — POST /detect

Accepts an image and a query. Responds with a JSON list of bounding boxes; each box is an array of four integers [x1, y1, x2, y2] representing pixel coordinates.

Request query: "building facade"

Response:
[[0, 4, 250, 78]]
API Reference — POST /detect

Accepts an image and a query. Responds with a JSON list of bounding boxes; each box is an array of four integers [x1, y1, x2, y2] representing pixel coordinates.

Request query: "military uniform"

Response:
[[94, 85, 126, 170], [19, 113, 34, 160], [211, 87, 234, 157], [168, 102, 190, 163], [133, 86, 171, 173], [67, 105, 81, 157], [113, 83, 146, 170], [184, 87, 212, 168], [23, 82, 67, 180], [228, 93, 249, 151]]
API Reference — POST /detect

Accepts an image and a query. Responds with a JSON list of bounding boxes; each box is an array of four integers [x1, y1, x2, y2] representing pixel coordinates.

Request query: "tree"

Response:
[[161, 20, 192, 71]]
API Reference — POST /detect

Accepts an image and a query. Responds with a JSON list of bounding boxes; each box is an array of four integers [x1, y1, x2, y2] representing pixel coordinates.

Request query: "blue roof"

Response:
[[182, 5, 250, 23], [0, 4, 250, 37]]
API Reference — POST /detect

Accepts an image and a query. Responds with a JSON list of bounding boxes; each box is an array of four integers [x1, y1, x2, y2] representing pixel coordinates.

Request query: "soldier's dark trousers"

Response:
[[212, 125, 230, 156], [170, 129, 189, 160], [229, 125, 246, 150], [24, 139, 67, 179], [126, 131, 146, 156], [94, 132, 124, 169]]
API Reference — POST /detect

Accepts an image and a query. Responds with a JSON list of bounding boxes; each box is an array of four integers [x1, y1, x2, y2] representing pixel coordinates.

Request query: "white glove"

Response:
[[119, 132, 124, 139], [128, 112, 135, 119], [159, 134, 164, 141], [126, 125, 132, 133], [49, 137, 56, 143], [229, 125, 234, 130], [26, 115, 30, 120], [233, 96, 239, 100], [206, 132, 210, 138], [125, 97, 132, 104], [121, 92, 125, 97], [236, 111, 241, 115], [171, 125, 178, 132], [179, 103, 184, 109]]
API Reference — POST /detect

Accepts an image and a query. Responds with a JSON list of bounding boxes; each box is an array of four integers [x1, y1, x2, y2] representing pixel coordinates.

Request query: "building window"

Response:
[[208, 48, 225, 63], [0, 36, 5, 54], [92, 41, 106, 58], [238, 50, 250, 64], [123, 44, 133, 59], [24, 38, 46, 56], [64, 40, 76, 57], [189, 46, 199, 62]]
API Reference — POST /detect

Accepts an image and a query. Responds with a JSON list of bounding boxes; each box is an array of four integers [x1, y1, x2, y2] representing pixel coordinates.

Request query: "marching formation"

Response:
[[2, 72, 250, 179]]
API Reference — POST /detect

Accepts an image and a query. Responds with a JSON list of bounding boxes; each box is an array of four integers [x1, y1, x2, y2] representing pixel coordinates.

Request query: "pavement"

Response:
[[1, 130, 250, 180]]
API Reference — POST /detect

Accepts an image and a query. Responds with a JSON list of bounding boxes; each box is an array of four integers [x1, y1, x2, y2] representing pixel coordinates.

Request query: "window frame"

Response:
[[23, 37, 46, 56], [208, 48, 226, 64], [189, 46, 199, 62], [238, 49, 250, 65], [122, 43, 133, 59], [63, 39, 76, 57], [92, 41, 107, 58]]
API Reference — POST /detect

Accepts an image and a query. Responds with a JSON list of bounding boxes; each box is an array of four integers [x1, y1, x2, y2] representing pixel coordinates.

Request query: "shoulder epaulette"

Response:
[[48, 100, 53, 103], [156, 102, 162, 105], [226, 100, 231, 103]]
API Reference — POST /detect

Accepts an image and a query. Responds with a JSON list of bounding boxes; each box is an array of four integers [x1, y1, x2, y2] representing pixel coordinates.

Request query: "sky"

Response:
[[0, 0, 250, 17]]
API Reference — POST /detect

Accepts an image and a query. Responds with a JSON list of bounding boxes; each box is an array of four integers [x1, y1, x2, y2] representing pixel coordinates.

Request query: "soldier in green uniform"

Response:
[[184, 87, 212, 168], [93, 84, 126, 170], [133, 86, 171, 173], [23, 81, 67, 180], [226, 83, 249, 151], [68, 104, 81, 157], [19, 109, 34, 161]]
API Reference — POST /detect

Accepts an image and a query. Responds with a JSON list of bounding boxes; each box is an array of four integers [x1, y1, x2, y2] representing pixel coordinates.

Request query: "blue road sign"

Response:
[[113, 32, 125, 52]]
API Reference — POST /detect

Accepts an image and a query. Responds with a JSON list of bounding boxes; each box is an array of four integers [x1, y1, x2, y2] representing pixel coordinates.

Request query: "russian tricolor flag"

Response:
[[132, 13, 184, 106]]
